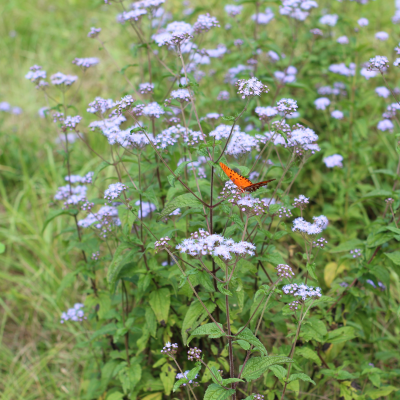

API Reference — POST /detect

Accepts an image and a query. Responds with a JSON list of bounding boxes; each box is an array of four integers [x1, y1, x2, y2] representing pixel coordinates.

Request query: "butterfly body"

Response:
[[219, 162, 275, 193]]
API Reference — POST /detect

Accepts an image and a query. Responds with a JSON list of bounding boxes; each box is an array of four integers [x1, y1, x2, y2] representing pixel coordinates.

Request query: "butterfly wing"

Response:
[[219, 162, 252, 192], [244, 179, 276, 193]]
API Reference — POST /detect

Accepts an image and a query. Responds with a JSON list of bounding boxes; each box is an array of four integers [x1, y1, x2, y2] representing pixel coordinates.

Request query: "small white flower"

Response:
[[375, 31, 389, 41]]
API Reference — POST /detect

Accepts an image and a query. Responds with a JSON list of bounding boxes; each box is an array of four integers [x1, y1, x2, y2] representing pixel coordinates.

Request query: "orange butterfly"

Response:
[[219, 162, 275, 193]]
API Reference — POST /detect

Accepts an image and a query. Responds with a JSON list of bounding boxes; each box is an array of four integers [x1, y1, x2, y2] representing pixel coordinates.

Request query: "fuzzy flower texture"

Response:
[[282, 283, 322, 301], [176, 229, 255, 260]]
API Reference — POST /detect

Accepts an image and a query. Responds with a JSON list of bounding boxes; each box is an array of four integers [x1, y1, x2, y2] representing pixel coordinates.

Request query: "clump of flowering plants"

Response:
[[14, 0, 400, 398]]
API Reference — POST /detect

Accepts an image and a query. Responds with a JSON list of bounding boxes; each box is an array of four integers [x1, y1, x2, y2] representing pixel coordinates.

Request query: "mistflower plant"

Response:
[[21, 0, 400, 398]]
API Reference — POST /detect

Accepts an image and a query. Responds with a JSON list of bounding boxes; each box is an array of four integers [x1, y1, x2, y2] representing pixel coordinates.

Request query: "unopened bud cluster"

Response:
[[253, 395, 264, 400], [313, 237, 328, 248], [293, 195, 309, 209], [277, 206, 293, 218], [350, 248, 362, 258], [91, 251, 100, 261], [188, 347, 202, 361], [289, 300, 301, 310], [385, 197, 394, 204], [276, 264, 295, 279], [155, 237, 172, 253], [161, 342, 178, 356]]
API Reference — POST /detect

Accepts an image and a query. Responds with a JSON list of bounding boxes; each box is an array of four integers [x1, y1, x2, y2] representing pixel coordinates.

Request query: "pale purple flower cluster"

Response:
[[368, 56, 389, 71], [225, 4, 243, 17], [153, 125, 180, 149], [179, 157, 207, 179], [104, 182, 127, 202], [375, 87, 390, 98], [152, 21, 193, 47], [274, 66, 297, 84], [188, 347, 202, 361], [329, 63, 356, 77], [78, 206, 121, 238], [235, 195, 269, 217], [314, 97, 330, 110], [176, 371, 198, 386], [217, 91, 230, 100], [293, 195, 309, 209], [193, 14, 219, 32], [385, 197, 394, 204], [255, 106, 279, 121], [323, 154, 343, 168], [358, 18, 368, 26], [282, 283, 322, 301], [218, 181, 242, 202], [280, 0, 318, 21], [50, 72, 78, 86], [313, 237, 328, 248], [65, 172, 94, 184], [170, 89, 191, 102], [276, 98, 298, 115], [72, 57, 99, 70], [161, 342, 178, 356], [317, 82, 346, 96], [253, 395, 265, 400], [375, 32, 389, 41], [155, 236, 172, 252], [292, 215, 328, 235], [276, 264, 295, 279], [92, 251, 100, 261], [25, 65, 46, 83], [176, 229, 256, 260], [88, 27, 101, 38], [331, 110, 344, 119], [337, 36, 349, 45], [117, 8, 147, 23], [60, 303, 86, 323], [135, 200, 157, 218], [87, 97, 115, 115], [366, 280, 386, 291], [236, 77, 269, 99], [143, 102, 165, 118], [319, 14, 338, 26], [139, 82, 154, 94], [226, 131, 258, 156], [114, 95, 135, 115], [54, 185, 87, 207], [252, 8, 274, 25], [350, 249, 362, 258], [377, 119, 394, 132]]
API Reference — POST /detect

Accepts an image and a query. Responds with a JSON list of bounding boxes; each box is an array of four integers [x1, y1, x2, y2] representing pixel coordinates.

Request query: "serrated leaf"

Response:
[[221, 378, 244, 385], [187, 363, 202, 380], [210, 366, 223, 385], [204, 384, 236, 400], [289, 373, 315, 385], [217, 282, 232, 296], [236, 328, 268, 356], [168, 161, 191, 187], [160, 363, 176, 395], [295, 347, 321, 366], [241, 356, 293, 382], [157, 193, 202, 221], [236, 339, 251, 350], [326, 327, 356, 344], [384, 251, 400, 265], [306, 262, 317, 280], [173, 378, 188, 392], [188, 323, 225, 343], [365, 386, 398, 399], [149, 288, 170, 324]]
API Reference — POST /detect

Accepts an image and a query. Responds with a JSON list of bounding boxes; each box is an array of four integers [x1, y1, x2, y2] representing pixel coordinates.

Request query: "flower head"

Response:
[[72, 57, 99, 70], [60, 303, 86, 323], [276, 264, 295, 279], [323, 154, 343, 168], [104, 182, 127, 202], [88, 27, 101, 38], [193, 14, 219, 32], [282, 283, 322, 301], [188, 347, 202, 361], [236, 77, 269, 99], [350, 248, 362, 258], [276, 98, 298, 115], [161, 342, 178, 356], [139, 82, 154, 94], [368, 56, 389, 71]]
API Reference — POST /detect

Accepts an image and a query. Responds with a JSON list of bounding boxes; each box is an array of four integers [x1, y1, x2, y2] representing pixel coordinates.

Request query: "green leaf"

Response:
[[300, 318, 327, 342], [187, 363, 202, 381], [160, 363, 176, 395], [241, 356, 293, 382], [362, 189, 393, 198], [0, 243, 5, 254], [120, 63, 138, 74], [326, 327, 356, 344], [145, 306, 157, 338], [273, 231, 288, 240], [149, 288, 170, 324], [257, 252, 285, 266], [236, 340, 251, 351], [269, 365, 287, 380], [384, 251, 400, 265], [173, 378, 188, 392], [168, 161, 191, 187], [329, 239, 365, 253], [204, 384, 236, 400], [188, 323, 225, 343], [221, 378, 244, 385], [236, 328, 268, 356], [295, 347, 321, 366], [157, 193, 202, 221], [367, 232, 395, 248], [106, 392, 124, 400], [107, 244, 132, 291], [306, 262, 317, 280], [92, 160, 111, 183], [181, 301, 214, 345], [217, 282, 232, 296], [289, 373, 315, 385], [42, 208, 78, 233], [118, 363, 142, 394], [365, 386, 398, 399]]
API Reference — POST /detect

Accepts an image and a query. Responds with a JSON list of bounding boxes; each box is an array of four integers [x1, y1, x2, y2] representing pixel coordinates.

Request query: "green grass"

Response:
[[1, 0, 400, 399]]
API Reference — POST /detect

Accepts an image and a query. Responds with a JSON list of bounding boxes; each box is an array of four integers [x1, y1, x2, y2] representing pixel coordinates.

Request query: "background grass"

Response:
[[1, 0, 399, 399]]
